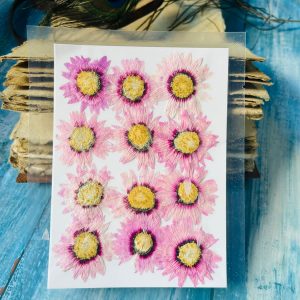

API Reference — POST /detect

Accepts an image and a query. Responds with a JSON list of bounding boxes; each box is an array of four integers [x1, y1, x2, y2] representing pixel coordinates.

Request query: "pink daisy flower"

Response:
[[59, 165, 120, 220], [155, 111, 217, 171], [56, 111, 112, 166], [114, 216, 162, 274], [60, 56, 110, 113], [111, 170, 161, 220], [158, 219, 221, 287], [155, 53, 211, 117], [53, 217, 112, 281], [109, 58, 154, 112], [158, 167, 217, 224], [113, 108, 160, 169]]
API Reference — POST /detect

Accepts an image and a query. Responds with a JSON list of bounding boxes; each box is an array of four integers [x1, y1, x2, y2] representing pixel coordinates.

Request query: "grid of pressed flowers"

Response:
[[53, 53, 222, 287]]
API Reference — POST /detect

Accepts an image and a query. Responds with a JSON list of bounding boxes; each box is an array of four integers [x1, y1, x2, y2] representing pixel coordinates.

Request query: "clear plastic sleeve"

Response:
[[27, 26, 245, 294]]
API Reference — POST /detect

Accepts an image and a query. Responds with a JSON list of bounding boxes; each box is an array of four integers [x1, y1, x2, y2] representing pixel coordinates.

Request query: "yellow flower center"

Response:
[[73, 231, 99, 261], [177, 180, 199, 205], [177, 241, 201, 268], [69, 126, 95, 153], [76, 71, 101, 96], [173, 131, 200, 154], [133, 231, 154, 256], [127, 185, 156, 212], [76, 180, 104, 207], [127, 124, 152, 151], [170, 72, 195, 99], [122, 75, 145, 101]]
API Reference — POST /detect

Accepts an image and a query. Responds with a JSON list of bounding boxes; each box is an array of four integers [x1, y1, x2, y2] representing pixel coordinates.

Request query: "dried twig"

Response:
[[10, 0, 300, 43], [139, 0, 300, 31]]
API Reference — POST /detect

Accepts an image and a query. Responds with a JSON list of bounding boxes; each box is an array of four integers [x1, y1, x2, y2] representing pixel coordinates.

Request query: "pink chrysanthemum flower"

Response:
[[53, 217, 113, 281], [59, 165, 119, 220], [114, 216, 162, 274], [60, 56, 111, 113], [155, 53, 211, 116], [109, 58, 155, 112], [111, 170, 161, 220], [158, 167, 217, 224], [113, 108, 160, 169], [56, 111, 111, 166], [155, 111, 217, 171], [158, 219, 221, 287]]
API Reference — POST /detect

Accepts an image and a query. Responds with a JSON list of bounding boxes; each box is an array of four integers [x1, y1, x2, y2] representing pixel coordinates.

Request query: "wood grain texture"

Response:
[[0, 163, 51, 292], [244, 1, 300, 298]]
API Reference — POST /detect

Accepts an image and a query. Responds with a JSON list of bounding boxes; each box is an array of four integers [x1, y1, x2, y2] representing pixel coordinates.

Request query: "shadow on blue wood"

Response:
[[223, 0, 300, 298], [245, 28, 300, 298], [237, 1, 300, 299]]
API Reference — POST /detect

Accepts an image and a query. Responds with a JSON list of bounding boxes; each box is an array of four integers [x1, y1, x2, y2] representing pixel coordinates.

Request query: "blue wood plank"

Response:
[[0, 166, 51, 292], [244, 1, 300, 299]]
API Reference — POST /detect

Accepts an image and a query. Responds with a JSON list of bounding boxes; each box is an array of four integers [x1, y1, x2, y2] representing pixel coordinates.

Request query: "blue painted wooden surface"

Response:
[[0, 0, 300, 299], [244, 1, 300, 298]]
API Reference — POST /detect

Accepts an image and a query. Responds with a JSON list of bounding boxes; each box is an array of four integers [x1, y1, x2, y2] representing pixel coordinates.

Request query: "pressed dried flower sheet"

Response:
[[48, 43, 229, 288]]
